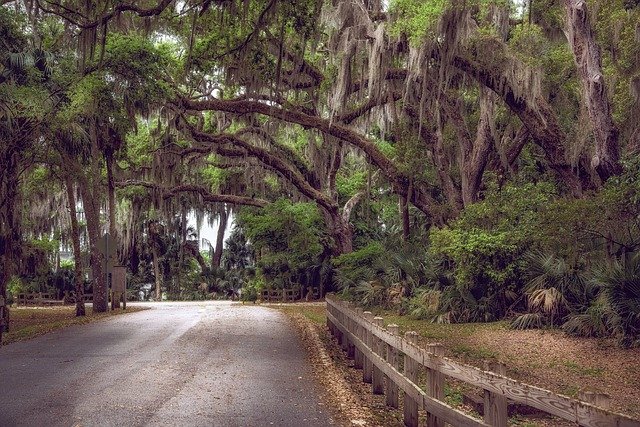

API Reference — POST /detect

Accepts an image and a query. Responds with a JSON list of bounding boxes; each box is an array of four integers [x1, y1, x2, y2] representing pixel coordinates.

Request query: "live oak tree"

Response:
[[1, 0, 639, 336]]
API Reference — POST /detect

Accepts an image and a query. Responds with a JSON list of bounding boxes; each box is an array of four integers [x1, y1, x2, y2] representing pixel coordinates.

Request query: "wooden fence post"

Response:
[[346, 303, 355, 359], [426, 343, 445, 427], [404, 331, 419, 427], [484, 361, 508, 427], [354, 308, 364, 369], [340, 303, 349, 353], [386, 324, 400, 408], [372, 317, 385, 395], [363, 311, 374, 384], [326, 299, 335, 337], [579, 391, 612, 410]]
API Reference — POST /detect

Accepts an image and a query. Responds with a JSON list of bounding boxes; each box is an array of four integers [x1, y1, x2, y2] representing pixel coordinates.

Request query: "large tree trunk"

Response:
[[405, 105, 462, 216], [564, 0, 621, 181], [65, 175, 86, 317], [152, 244, 162, 301], [327, 192, 364, 255], [148, 220, 163, 301], [456, 89, 495, 207], [213, 206, 229, 269], [79, 174, 108, 313], [0, 147, 21, 340], [105, 150, 118, 247]]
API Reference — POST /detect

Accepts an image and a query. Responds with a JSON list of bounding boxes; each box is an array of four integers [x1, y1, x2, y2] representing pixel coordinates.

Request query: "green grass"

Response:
[[561, 385, 581, 398], [510, 415, 542, 426], [374, 312, 509, 363], [444, 383, 464, 406], [451, 344, 498, 361], [275, 304, 327, 325], [562, 360, 604, 377]]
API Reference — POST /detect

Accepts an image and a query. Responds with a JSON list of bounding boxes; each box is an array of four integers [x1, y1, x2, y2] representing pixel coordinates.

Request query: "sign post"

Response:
[[98, 233, 117, 311], [111, 266, 126, 310]]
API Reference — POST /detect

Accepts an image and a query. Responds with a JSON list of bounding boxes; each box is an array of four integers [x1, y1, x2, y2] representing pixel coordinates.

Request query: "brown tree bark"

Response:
[[325, 210, 354, 255], [117, 180, 270, 208], [64, 175, 86, 317], [105, 150, 118, 249], [213, 206, 229, 269], [564, 0, 621, 181], [0, 147, 21, 339], [152, 244, 162, 301], [442, 88, 495, 207], [451, 56, 585, 196], [404, 105, 463, 215], [149, 221, 163, 301], [180, 98, 437, 216], [78, 171, 108, 313], [76, 126, 108, 313]]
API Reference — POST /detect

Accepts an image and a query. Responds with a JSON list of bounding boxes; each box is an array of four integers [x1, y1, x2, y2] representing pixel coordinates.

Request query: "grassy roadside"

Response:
[[276, 302, 327, 326], [1, 305, 147, 346]]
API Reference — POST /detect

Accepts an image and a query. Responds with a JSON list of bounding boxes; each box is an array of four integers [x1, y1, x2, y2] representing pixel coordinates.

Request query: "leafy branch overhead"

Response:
[[1, 0, 640, 353]]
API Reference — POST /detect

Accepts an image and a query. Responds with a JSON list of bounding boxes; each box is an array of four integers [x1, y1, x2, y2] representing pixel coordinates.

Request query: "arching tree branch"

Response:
[[116, 180, 269, 208], [177, 96, 436, 215]]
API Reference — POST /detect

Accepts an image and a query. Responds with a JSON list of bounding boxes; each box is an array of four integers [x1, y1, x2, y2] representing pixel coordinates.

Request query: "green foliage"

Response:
[[333, 242, 385, 290], [408, 288, 442, 321], [28, 237, 60, 254], [429, 182, 556, 321], [389, 0, 448, 41], [238, 199, 328, 288], [242, 275, 265, 302], [508, 24, 548, 67], [124, 123, 156, 168], [7, 277, 26, 299], [591, 256, 640, 347], [510, 313, 546, 330], [336, 170, 366, 200]]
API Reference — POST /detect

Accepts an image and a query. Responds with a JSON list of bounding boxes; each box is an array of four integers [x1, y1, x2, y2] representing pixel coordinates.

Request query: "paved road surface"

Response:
[[0, 302, 335, 427]]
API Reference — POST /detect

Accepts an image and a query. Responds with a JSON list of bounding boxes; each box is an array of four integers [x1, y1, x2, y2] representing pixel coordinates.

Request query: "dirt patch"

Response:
[[2, 305, 148, 345], [465, 328, 640, 418]]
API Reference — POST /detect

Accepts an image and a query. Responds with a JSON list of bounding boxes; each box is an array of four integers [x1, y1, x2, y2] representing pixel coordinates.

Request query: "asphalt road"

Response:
[[0, 302, 335, 427]]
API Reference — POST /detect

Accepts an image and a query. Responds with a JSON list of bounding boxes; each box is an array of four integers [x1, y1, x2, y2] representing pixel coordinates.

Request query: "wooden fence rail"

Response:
[[16, 292, 95, 306], [326, 294, 640, 427]]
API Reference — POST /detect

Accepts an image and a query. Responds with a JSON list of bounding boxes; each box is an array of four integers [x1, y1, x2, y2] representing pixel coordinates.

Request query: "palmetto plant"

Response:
[[590, 255, 640, 347], [408, 288, 442, 321], [512, 251, 591, 329]]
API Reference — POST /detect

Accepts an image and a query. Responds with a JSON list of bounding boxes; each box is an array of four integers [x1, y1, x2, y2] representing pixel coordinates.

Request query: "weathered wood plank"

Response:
[[427, 343, 445, 427], [362, 311, 373, 384], [484, 361, 507, 427], [404, 331, 419, 427], [372, 317, 385, 395], [386, 324, 400, 409]]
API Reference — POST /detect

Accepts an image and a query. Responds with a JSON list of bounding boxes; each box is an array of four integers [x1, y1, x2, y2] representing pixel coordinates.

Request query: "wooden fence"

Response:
[[16, 292, 94, 306], [326, 295, 640, 427], [16, 292, 64, 306], [261, 288, 299, 302]]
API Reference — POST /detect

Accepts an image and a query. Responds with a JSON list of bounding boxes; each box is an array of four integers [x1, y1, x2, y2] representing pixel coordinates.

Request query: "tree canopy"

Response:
[[1, 0, 640, 346]]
